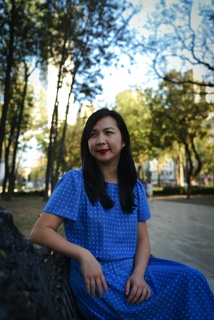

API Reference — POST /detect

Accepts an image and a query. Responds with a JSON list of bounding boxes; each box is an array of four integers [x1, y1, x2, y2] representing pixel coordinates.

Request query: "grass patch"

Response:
[[0, 199, 65, 238]]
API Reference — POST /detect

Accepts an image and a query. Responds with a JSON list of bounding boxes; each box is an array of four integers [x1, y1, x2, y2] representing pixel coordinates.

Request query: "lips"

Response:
[[97, 149, 109, 154]]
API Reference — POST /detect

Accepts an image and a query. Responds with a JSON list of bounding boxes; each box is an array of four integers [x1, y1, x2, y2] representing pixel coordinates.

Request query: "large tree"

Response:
[[41, 0, 138, 199], [0, 0, 138, 200], [147, 70, 213, 197], [0, 0, 48, 199], [1, 63, 35, 199]]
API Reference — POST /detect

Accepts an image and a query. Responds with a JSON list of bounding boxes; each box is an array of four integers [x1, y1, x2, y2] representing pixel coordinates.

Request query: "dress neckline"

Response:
[[105, 181, 118, 186]]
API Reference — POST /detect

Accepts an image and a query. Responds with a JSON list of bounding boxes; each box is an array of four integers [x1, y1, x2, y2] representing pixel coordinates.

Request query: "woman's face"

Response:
[[88, 116, 125, 167]]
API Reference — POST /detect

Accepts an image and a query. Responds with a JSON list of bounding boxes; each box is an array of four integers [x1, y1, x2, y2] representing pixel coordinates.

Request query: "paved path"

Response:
[[147, 199, 214, 293]]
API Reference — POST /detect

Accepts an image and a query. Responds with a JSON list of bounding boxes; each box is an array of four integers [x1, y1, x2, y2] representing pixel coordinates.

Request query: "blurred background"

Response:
[[0, 0, 213, 201]]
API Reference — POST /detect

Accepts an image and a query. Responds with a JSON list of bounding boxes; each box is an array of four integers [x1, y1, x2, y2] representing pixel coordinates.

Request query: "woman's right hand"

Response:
[[79, 250, 108, 298], [30, 213, 108, 297]]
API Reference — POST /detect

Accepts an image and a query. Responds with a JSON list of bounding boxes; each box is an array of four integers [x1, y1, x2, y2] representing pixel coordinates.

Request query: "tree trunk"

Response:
[[44, 110, 58, 201], [185, 144, 193, 199], [54, 69, 74, 185], [44, 30, 71, 200], [7, 62, 30, 200], [179, 146, 184, 186], [1, 122, 15, 198], [0, 0, 16, 163], [191, 135, 202, 178]]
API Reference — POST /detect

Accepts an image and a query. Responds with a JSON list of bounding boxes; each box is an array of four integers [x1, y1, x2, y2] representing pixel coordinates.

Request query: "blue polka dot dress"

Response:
[[44, 169, 214, 320]]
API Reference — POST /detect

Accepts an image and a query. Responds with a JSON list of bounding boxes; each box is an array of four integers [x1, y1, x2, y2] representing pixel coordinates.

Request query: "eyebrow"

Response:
[[91, 126, 115, 131], [104, 127, 115, 130]]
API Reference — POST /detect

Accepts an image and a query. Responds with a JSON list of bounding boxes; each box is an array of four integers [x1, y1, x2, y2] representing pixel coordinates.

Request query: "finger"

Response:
[[90, 278, 96, 297], [100, 274, 108, 293], [136, 287, 150, 305], [128, 288, 142, 305], [125, 279, 130, 296], [85, 278, 90, 294], [141, 286, 149, 300], [95, 278, 103, 298], [136, 294, 145, 305], [145, 287, 151, 300], [127, 287, 138, 305]]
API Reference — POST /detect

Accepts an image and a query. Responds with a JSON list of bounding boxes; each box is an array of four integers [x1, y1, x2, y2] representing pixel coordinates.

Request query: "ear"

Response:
[[122, 141, 125, 148]]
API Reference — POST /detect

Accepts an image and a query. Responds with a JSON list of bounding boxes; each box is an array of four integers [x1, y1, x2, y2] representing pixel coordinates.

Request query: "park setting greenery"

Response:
[[0, 0, 214, 201]]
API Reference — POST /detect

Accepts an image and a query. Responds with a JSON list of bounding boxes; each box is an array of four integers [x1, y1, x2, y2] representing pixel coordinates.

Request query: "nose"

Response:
[[96, 133, 105, 145]]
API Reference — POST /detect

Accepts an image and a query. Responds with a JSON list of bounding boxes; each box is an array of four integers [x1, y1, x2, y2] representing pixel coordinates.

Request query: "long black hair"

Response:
[[81, 108, 137, 213]]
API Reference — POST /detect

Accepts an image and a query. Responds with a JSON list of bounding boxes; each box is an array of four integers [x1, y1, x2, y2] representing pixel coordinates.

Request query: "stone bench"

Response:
[[0, 206, 84, 320]]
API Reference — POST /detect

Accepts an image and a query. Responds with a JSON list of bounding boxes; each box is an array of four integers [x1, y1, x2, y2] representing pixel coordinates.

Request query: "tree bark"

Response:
[[6, 63, 30, 200], [0, 0, 16, 163]]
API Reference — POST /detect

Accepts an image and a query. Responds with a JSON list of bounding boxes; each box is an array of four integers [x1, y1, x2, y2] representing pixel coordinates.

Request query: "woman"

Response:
[[31, 108, 214, 320]]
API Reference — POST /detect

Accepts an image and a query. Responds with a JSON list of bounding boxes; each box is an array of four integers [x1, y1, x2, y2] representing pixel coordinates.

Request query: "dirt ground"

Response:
[[0, 199, 46, 237], [0, 194, 213, 238]]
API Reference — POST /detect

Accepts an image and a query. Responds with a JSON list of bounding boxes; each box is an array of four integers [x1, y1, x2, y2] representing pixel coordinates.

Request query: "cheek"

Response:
[[118, 138, 125, 148], [88, 141, 93, 153], [113, 137, 125, 149]]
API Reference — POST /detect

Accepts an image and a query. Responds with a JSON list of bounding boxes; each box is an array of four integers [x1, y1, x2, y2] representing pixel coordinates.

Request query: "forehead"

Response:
[[92, 116, 118, 129]]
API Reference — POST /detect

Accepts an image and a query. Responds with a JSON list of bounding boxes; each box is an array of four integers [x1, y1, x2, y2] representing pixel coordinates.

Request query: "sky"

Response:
[[96, 0, 160, 106]]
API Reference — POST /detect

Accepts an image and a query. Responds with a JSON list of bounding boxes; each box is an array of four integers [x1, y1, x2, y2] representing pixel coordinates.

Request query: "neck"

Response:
[[98, 164, 118, 183]]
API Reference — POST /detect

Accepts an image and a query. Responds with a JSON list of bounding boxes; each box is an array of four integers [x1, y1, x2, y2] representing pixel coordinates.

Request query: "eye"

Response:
[[89, 131, 97, 138], [106, 130, 113, 135]]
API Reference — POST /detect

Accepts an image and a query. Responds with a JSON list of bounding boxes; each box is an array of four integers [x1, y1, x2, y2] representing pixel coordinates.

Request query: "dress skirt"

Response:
[[69, 256, 214, 320]]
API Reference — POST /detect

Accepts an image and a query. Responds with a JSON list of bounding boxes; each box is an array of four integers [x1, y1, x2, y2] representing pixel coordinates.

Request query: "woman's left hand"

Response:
[[125, 272, 150, 305]]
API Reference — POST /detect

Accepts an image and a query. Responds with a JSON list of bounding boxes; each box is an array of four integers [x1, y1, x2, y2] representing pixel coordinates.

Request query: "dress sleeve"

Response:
[[43, 169, 83, 221], [135, 179, 151, 221]]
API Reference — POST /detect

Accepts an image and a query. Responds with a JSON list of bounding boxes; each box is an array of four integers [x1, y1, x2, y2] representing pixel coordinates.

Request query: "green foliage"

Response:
[[153, 186, 214, 196], [114, 89, 152, 166], [1, 0, 139, 199], [38, 0, 137, 102], [198, 115, 214, 176], [59, 118, 83, 171], [153, 186, 186, 196], [31, 89, 49, 152], [0, 0, 50, 199], [40, 0, 139, 196], [146, 70, 213, 188]]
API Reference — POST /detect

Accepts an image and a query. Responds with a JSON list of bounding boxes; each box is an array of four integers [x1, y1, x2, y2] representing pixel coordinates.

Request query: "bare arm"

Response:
[[30, 212, 108, 297], [125, 221, 151, 305], [31, 212, 84, 258], [133, 221, 151, 275]]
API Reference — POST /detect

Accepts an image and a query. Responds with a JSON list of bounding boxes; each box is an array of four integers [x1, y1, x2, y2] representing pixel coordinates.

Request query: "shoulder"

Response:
[[135, 179, 147, 196], [60, 168, 83, 183], [54, 168, 84, 191], [135, 179, 151, 220]]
